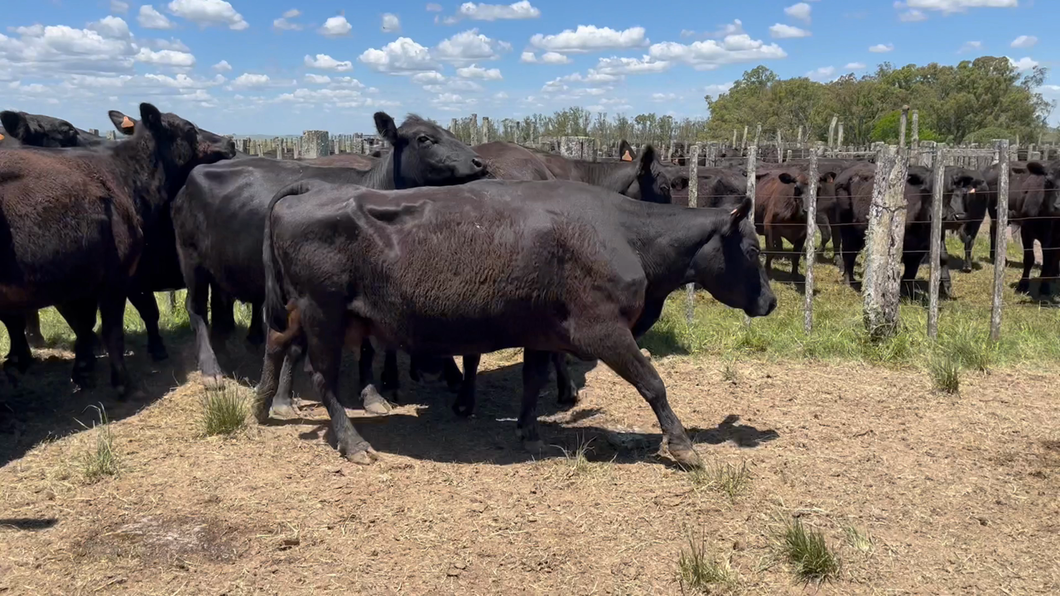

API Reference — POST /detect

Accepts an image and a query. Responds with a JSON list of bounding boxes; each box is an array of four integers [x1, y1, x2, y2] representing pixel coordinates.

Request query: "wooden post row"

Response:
[[744, 144, 758, 326], [685, 143, 701, 325], [862, 145, 907, 340], [927, 147, 946, 340], [990, 139, 1010, 343], [803, 145, 820, 334]]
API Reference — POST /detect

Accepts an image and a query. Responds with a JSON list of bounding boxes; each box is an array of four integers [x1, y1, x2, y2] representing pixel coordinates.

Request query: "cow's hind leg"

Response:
[[553, 352, 579, 407], [582, 327, 703, 469], [516, 350, 552, 453], [98, 289, 133, 399], [452, 354, 481, 417], [55, 298, 99, 391], [183, 266, 224, 389], [379, 348, 400, 400], [305, 304, 378, 464], [1, 314, 34, 382], [24, 310, 46, 349], [255, 328, 304, 422], [128, 289, 168, 361], [246, 301, 265, 346], [357, 340, 390, 415]]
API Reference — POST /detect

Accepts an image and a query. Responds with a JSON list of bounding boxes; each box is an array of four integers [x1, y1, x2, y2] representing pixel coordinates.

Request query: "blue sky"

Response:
[[0, 0, 1052, 135]]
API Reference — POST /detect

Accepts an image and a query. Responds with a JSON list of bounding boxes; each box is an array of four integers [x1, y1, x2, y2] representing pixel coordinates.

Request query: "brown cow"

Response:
[[755, 169, 837, 277]]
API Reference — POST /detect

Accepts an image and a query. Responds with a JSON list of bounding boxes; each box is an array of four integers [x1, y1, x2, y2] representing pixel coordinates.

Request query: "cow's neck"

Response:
[[354, 150, 398, 190], [577, 160, 637, 195], [108, 134, 171, 224], [621, 203, 727, 334]]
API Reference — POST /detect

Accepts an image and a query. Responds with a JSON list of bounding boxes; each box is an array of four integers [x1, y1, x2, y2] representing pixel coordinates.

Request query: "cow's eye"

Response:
[[418, 135, 432, 144]]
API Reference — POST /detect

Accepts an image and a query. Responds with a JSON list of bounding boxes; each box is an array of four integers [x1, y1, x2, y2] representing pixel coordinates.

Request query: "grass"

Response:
[[640, 228, 1060, 369], [778, 518, 840, 583], [678, 531, 739, 595], [720, 357, 739, 384], [842, 524, 875, 555], [688, 460, 752, 501], [200, 384, 250, 436], [928, 353, 962, 393], [75, 404, 119, 484]]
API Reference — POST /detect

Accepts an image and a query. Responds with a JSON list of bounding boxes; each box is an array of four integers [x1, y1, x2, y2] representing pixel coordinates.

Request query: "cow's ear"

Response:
[[374, 112, 399, 145], [1027, 161, 1046, 176], [821, 171, 837, 183], [778, 172, 797, 185], [0, 111, 28, 140], [109, 110, 136, 135], [636, 144, 656, 175], [619, 139, 634, 161], [906, 171, 926, 187], [139, 103, 163, 134], [729, 196, 753, 225]]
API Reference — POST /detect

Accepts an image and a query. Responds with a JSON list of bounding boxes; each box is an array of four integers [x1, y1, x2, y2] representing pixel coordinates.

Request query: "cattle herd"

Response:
[[0, 103, 1057, 467]]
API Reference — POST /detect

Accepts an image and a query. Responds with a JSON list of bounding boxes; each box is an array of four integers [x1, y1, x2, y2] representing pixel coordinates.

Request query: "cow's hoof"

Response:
[[341, 442, 379, 465], [663, 437, 703, 469], [523, 439, 545, 454], [361, 386, 392, 416], [202, 374, 225, 391], [252, 400, 271, 424], [961, 265, 972, 273], [270, 403, 300, 421], [148, 343, 169, 362], [1016, 281, 1031, 294], [71, 368, 95, 390], [557, 386, 580, 408]]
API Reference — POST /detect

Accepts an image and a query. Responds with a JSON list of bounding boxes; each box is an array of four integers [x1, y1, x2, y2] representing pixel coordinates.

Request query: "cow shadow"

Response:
[[0, 325, 203, 467], [639, 326, 690, 358], [291, 361, 779, 468]]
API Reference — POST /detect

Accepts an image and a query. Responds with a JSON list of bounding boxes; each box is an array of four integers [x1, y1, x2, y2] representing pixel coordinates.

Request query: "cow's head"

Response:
[[375, 112, 487, 188], [948, 169, 986, 220], [1027, 161, 1060, 213], [135, 103, 236, 183], [0, 110, 83, 147], [691, 196, 776, 317], [632, 145, 673, 204]]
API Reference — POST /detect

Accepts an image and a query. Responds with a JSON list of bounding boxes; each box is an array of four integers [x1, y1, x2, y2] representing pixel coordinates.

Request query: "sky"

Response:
[[0, 0, 1053, 135]]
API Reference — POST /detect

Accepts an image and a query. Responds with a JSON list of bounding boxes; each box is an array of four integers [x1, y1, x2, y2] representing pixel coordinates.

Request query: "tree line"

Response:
[[446, 56, 1054, 150]]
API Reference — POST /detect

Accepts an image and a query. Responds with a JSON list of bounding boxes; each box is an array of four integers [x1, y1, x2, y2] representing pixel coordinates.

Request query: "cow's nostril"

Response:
[[471, 157, 484, 169]]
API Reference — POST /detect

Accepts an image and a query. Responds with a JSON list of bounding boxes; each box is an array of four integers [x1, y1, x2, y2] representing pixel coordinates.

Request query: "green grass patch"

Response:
[[200, 384, 250, 436], [75, 405, 119, 484], [678, 531, 739, 595], [778, 518, 840, 583], [688, 460, 752, 501]]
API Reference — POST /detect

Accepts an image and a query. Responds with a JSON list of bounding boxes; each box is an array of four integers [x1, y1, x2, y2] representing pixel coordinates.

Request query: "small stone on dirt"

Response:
[[280, 536, 300, 550]]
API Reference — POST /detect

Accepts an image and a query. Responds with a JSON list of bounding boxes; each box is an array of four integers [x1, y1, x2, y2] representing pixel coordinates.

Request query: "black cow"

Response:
[[258, 178, 776, 466], [834, 163, 964, 298], [937, 167, 989, 273], [532, 142, 673, 204], [0, 103, 235, 393], [171, 113, 487, 418]]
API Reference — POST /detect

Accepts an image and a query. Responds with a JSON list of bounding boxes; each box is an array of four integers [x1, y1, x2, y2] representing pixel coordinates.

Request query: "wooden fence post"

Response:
[[927, 147, 946, 340], [742, 126, 748, 150], [828, 115, 838, 149], [898, 106, 909, 154], [797, 125, 804, 146], [803, 145, 820, 334], [481, 116, 491, 144], [754, 123, 762, 149], [836, 122, 844, 149], [990, 139, 1010, 343], [732, 129, 738, 149], [776, 129, 783, 162], [470, 113, 479, 146], [862, 145, 907, 340], [911, 109, 920, 153], [685, 143, 701, 325], [744, 143, 758, 326]]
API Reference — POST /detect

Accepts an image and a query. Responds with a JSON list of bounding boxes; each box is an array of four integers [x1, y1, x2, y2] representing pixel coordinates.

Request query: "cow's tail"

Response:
[[263, 180, 316, 333]]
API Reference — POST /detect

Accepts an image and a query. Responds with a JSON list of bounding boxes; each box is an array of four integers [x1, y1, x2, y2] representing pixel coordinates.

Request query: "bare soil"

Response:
[[1, 336, 1059, 595]]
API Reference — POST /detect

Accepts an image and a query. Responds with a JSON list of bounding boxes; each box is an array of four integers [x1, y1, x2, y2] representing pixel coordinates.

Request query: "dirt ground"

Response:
[[1, 334, 1059, 595]]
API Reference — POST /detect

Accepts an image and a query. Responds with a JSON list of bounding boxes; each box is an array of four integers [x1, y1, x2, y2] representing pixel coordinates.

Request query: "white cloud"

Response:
[[456, 63, 502, 80], [707, 20, 745, 38], [769, 24, 811, 38], [431, 92, 477, 112], [142, 72, 225, 88], [135, 47, 196, 67], [230, 73, 271, 88], [540, 51, 571, 64], [704, 82, 735, 95], [304, 53, 353, 71], [213, 59, 232, 71], [89, 16, 132, 38], [869, 43, 894, 52], [806, 65, 836, 81], [111, 1, 130, 13], [382, 13, 401, 33], [898, 9, 928, 21], [424, 79, 483, 93], [454, 1, 540, 21], [844, 61, 867, 70], [166, 0, 249, 30], [272, 87, 395, 109], [530, 25, 648, 54], [138, 5, 176, 30], [426, 3, 443, 11], [304, 73, 330, 84], [648, 35, 788, 71], [1011, 35, 1038, 49], [149, 37, 190, 51], [318, 15, 352, 37], [359, 37, 439, 73], [1008, 56, 1038, 71], [958, 40, 982, 53], [274, 8, 303, 31], [493, 91, 508, 99], [434, 29, 511, 63], [411, 71, 446, 84], [902, 0, 1017, 14], [785, 2, 812, 22], [651, 92, 678, 102], [595, 55, 670, 75]]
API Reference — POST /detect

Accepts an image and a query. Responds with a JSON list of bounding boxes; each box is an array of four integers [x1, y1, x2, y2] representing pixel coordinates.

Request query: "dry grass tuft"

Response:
[[928, 353, 962, 394], [678, 531, 739, 595], [199, 384, 249, 437], [720, 357, 739, 384], [842, 523, 875, 555], [689, 460, 752, 501], [75, 404, 119, 484], [778, 518, 840, 583]]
